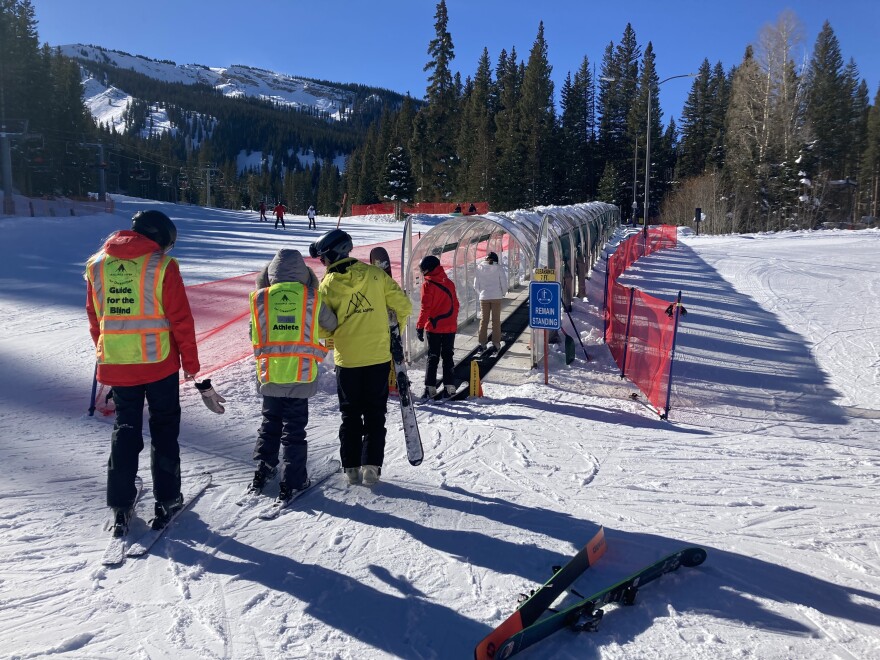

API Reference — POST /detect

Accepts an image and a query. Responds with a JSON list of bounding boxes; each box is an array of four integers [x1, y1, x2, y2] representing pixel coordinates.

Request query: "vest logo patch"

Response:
[[272, 291, 298, 314], [108, 259, 137, 287]]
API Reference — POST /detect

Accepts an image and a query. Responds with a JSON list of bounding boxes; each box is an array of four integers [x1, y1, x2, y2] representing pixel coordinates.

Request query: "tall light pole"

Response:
[[644, 73, 695, 225]]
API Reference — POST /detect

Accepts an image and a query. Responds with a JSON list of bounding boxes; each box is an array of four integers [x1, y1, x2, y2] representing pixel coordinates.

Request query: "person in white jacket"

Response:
[[473, 251, 507, 351]]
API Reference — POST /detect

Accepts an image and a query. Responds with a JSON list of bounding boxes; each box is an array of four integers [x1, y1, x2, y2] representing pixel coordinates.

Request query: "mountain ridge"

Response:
[[59, 43, 369, 121]]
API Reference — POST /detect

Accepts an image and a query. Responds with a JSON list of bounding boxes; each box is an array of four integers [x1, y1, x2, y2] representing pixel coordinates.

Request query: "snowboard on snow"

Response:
[[370, 246, 423, 466], [489, 544, 708, 658], [475, 526, 606, 660]]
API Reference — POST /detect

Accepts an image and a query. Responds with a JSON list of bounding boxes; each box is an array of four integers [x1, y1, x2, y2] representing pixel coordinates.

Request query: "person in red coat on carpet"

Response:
[[415, 255, 460, 399]]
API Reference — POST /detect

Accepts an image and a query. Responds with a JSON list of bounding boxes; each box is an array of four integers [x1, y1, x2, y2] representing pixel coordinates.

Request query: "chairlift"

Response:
[[131, 161, 150, 181], [64, 144, 81, 170], [158, 167, 171, 186], [178, 168, 190, 189], [28, 147, 51, 173]]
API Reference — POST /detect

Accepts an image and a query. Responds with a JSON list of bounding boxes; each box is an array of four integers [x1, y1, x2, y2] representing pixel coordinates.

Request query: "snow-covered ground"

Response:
[[0, 197, 878, 659]]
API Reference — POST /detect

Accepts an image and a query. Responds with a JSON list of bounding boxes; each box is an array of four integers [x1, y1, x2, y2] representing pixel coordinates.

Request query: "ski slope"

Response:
[[0, 197, 878, 659]]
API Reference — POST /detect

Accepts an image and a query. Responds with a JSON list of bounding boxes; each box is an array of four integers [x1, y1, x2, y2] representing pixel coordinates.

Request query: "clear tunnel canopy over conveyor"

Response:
[[403, 202, 619, 372]]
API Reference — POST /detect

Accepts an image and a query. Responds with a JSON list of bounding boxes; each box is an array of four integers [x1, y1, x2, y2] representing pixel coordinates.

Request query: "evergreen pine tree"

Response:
[[678, 59, 714, 178], [379, 145, 415, 205], [518, 22, 556, 206], [804, 21, 849, 177], [418, 0, 458, 201], [863, 87, 880, 220]]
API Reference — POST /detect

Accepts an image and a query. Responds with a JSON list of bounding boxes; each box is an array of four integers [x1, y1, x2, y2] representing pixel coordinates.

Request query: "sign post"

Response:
[[529, 273, 561, 384]]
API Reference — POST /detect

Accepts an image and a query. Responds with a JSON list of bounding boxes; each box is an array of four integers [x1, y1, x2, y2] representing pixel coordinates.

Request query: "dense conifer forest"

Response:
[[2, 0, 877, 229]]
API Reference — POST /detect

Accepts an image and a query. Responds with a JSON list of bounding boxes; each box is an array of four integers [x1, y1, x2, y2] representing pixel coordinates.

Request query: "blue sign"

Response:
[[529, 281, 561, 330]]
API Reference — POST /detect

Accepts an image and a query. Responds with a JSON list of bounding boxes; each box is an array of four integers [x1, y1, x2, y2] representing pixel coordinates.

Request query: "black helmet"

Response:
[[486, 251, 499, 264], [419, 255, 440, 274], [132, 210, 177, 250], [309, 229, 353, 263]]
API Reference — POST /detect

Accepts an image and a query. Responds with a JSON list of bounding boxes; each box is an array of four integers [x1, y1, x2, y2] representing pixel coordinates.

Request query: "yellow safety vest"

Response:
[[250, 282, 329, 384], [87, 252, 172, 365]]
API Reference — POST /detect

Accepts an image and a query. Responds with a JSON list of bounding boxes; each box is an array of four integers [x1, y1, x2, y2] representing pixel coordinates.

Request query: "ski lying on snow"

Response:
[[124, 472, 213, 558], [492, 545, 708, 658], [257, 459, 341, 520], [474, 526, 607, 660], [101, 475, 144, 566]]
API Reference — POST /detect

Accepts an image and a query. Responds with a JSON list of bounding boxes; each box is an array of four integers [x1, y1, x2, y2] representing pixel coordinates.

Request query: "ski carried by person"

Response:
[[475, 526, 607, 660], [101, 476, 144, 566], [124, 472, 213, 559], [488, 544, 707, 658], [369, 246, 423, 466]]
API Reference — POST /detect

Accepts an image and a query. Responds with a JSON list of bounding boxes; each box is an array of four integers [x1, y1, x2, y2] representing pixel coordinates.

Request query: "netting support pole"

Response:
[[602, 254, 609, 342], [661, 290, 684, 420], [620, 287, 636, 379]]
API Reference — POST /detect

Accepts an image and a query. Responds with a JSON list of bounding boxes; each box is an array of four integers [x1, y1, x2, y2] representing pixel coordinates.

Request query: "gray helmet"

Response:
[[419, 255, 440, 274], [132, 210, 177, 250], [309, 229, 353, 263]]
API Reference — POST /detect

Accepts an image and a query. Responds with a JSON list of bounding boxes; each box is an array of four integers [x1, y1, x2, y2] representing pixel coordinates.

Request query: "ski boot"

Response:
[[150, 493, 184, 530]]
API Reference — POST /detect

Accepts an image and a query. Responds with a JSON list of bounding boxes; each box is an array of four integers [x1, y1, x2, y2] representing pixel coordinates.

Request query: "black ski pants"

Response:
[[335, 362, 389, 469], [107, 372, 181, 509], [425, 331, 455, 387], [253, 395, 309, 488]]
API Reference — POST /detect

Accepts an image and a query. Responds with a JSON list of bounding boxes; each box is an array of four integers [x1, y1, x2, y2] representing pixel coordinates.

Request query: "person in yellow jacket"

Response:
[[248, 248, 337, 502], [309, 229, 412, 486]]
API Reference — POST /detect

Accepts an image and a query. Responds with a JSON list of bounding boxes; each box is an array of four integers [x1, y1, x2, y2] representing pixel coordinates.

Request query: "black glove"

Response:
[[194, 379, 226, 414], [416, 328, 424, 342]]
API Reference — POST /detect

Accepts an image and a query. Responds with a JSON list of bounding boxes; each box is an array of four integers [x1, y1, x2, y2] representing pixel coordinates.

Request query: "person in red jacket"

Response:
[[415, 255, 460, 399], [273, 202, 286, 230], [85, 210, 201, 535]]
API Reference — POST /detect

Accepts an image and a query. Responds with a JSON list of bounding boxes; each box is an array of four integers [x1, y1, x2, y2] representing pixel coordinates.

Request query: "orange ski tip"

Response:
[[587, 526, 607, 563], [474, 611, 522, 660]]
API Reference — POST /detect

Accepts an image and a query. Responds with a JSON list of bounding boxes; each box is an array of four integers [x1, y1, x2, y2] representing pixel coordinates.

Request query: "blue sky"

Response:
[[34, 0, 880, 126]]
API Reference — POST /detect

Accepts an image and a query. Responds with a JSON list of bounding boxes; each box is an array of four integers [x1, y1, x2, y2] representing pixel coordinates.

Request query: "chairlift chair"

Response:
[[131, 161, 150, 181]]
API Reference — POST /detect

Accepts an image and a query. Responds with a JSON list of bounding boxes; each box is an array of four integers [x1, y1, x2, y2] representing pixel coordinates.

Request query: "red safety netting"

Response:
[[93, 236, 408, 414], [622, 289, 677, 413], [602, 226, 680, 415], [191, 237, 407, 378], [605, 282, 632, 367], [350, 202, 490, 216]]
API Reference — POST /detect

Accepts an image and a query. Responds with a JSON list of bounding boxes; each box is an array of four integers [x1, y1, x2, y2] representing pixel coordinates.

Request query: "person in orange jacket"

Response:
[[85, 210, 201, 535], [415, 255, 460, 399]]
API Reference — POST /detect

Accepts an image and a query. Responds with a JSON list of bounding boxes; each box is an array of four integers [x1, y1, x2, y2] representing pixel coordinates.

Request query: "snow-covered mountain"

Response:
[[60, 43, 356, 121]]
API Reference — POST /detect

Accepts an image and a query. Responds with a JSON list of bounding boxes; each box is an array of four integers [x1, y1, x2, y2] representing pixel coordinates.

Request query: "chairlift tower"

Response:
[[1, 119, 28, 215], [79, 141, 107, 201], [201, 164, 219, 207]]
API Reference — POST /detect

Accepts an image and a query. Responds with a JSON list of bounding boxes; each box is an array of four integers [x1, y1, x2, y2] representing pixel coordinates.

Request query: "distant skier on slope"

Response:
[[307, 205, 317, 229], [415, 255, 460, 399], [273, 202, 286, 230], [248, 248, 337, 502], [309, 229, 412, 486]]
